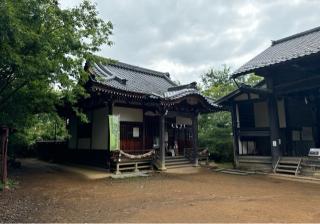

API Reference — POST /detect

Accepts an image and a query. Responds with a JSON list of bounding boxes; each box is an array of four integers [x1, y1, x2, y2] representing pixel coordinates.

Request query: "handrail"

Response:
[[273, 156, 281, 173], [184, 147, 210, 164], [295, 158, 302, 176]]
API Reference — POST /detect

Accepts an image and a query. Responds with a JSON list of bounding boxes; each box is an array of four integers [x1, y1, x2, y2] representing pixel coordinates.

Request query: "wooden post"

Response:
[[266, 78, 281, 168], [142, 114, 146, 151], [134, 162, 139, 173], [159, 114, 166, 170], [231, 104, 240, 168], [1, 126, 9, 187], [192, 114, 199, 166], [106, 101, 113, 169]]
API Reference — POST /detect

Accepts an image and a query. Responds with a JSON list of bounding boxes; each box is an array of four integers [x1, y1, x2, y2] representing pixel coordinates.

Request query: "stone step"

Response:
[[166, 160, 191, 166], [165, 158, 190, 163], [277, 164, 299, 169], [276, 168, 297, 174], [165, 156, 185, 160], [278, 160, 300, 165], [165, 163, 194, 169]]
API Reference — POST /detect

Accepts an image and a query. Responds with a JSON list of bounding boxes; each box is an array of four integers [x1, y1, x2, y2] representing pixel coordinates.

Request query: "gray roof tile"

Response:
[[90, 61, 177, 95], [89, 61, 220, 110], [232, 26, 320, 77]]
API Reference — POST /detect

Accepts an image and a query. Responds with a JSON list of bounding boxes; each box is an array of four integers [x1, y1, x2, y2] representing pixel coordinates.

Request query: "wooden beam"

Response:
[[276, 74, 320, 95], [166, 111, 194, 118]]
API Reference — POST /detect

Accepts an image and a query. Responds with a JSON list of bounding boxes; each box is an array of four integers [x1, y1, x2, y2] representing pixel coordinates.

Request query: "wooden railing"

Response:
[[110, 150, 155, 174], [184, 147, 193, 160], [198, 148, 210, 165], [184, 147, 210, 165]]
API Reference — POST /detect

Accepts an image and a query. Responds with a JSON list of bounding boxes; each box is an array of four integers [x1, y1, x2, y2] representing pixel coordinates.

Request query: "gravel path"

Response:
[[1, 158, 320, 223]]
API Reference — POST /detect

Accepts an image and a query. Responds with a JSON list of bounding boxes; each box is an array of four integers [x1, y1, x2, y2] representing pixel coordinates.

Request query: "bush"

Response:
[[198, 112, 234, 163]]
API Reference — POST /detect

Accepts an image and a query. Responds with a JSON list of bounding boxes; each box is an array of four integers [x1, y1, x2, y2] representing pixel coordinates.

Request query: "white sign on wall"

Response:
[[133, 127, 140, 138]]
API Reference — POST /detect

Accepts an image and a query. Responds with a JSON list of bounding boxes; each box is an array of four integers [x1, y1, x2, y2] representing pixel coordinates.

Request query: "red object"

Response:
[[1, 126, 9, 187]]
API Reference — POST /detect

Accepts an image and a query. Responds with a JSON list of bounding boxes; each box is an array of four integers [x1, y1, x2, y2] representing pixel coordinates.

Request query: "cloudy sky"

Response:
[[62, 0, 320, 84]]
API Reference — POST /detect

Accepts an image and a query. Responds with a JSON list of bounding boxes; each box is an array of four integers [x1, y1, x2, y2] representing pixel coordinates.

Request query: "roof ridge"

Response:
[[272, 26, 320, 46], [111, 61, 167, 77], [167, 82, 197, 91], [109, 61, 178, 86]]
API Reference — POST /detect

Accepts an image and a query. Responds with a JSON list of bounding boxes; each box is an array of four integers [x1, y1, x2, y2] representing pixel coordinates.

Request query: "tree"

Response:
[[199, 65, 236, 162], [0, 0, 113, 150], [200, 65, 236, 100], [199, 66, 262, 162]]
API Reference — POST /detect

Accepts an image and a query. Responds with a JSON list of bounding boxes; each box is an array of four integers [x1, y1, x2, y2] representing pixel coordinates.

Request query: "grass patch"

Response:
[[0, 179, 17, 191], [215, 162, 234, 169]]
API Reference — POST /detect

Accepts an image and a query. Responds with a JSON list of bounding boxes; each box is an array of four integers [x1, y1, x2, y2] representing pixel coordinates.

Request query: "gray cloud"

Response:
[[61, 0, 320, 83]]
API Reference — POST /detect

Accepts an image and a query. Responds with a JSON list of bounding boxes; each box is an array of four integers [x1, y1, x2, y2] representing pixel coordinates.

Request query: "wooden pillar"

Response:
[[231, 104, 240, 168], [192, 114, 199, 166], [159, 114, 166, 170], [266, 78, 281, 168], [142, 112, 146, 151], [106, 101, 113, 169]]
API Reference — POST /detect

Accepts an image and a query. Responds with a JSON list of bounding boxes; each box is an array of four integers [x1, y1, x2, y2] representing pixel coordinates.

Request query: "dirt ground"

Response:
[[1, 159, 320, 223]]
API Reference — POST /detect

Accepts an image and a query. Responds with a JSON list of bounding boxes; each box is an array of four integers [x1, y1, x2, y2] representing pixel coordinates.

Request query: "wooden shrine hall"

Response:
[[217, 26, 320, 177], [62, 60, 220, 173]]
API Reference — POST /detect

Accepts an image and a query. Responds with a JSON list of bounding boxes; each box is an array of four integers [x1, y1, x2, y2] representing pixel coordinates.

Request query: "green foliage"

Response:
[[0, 0, 113, 151], [199, 66, 263, 162], [199, 66, 235, 162], [0, 178, 17, 191], [199, 111, 234, 162], [13, 113, 68, 146], [201, 65, 236, 100]]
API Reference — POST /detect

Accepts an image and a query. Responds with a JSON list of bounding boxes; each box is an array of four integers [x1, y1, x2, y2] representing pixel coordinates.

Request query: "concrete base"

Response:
[[165, 166, 200, 174], [269, 173, 320, 185], [111, 171, 149, 179]]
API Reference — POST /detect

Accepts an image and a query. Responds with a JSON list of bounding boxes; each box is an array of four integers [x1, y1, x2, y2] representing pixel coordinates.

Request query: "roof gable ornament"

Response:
[[114, 76, 127, 85], [167, 82, 197, 92]]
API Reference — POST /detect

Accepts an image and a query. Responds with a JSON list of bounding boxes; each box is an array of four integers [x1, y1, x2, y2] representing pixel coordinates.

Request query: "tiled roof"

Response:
[[164, 88, 219, 108], [215, 80, 267, 105], [88, 61, 220, 110], [232, 26, 320, 78], [90, 61, 177, 95]]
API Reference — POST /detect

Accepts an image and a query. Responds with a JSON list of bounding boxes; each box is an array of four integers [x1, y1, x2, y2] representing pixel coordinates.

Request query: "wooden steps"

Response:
[[274, 157, 302, 176], [165, 156, 194, 169], [112, 159, 153, 174], [112, 155, 195, 173]]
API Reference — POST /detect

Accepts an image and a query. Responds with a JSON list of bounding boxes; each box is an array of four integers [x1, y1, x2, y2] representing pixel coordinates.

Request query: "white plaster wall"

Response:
[[113, 106, 143, 122], [277, 99, 286, 128], [92, 107, 108, 150], [254, 101, 269, 127], [250, 93, 259, 99], [234, 93, 249, 101], [68, 115, 77, 149], [176, 116, 192, 125], [236, 104, 240, 128]]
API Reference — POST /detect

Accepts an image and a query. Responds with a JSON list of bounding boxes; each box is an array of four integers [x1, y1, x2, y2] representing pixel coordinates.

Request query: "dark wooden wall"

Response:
[[120, 122, 144, 153], [284, 97, 315, 156], [144, 116, 159, 150]]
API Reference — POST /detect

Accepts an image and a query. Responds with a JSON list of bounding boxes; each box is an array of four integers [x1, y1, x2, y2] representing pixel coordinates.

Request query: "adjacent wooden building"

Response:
[[217, 26, 320, 177], [64, 61, 220, 171]]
